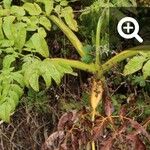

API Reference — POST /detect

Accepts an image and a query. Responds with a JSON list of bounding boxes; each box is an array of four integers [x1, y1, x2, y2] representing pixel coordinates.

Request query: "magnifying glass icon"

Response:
[[117, 17, 143, 43]]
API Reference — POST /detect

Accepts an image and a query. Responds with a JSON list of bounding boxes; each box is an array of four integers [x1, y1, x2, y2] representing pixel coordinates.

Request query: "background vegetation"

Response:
[[0, 0, 149, 149]]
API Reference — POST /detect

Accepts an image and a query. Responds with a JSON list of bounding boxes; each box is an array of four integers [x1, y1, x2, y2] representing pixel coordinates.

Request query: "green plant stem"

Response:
[[49, 15, 86, 57], [50, 58, 97, 73], [51, 45, 150, 77], [93, 10, 107, 150], [95, 9, 106, 66], [95, 16, 101, 65], [101, 45, 150, 76]]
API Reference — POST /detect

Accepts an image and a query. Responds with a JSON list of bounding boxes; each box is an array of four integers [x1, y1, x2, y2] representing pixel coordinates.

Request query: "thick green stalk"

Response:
[[95, 9, 107, 66], [51, 45, 150, 78], [93, 10, 107, 150], [50, 58, 97, 73], [95, 16, 101, 65], [101, 45, 150, 76], [49, 15, 86, 57]]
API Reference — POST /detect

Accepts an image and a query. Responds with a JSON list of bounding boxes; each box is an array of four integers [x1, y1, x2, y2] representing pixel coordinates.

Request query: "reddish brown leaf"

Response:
[[127, 135, 146, 150], [80, 130, 91, 145], [100, 136, 113, 150], [71, 133, 79, 150], [92, 119, 108, 140], [127, 118, 150, 142], [135, 135, 146, 150], [41, 131, 65, 150], [142, 116, 150, 128], [58, 110, 78, 130], [104, 97, 114, 116]]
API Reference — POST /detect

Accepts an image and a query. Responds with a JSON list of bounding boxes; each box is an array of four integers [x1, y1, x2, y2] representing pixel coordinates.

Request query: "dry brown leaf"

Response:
[[41, 131, 65, 150], [104, 96, 114, 116], [126, 118, 150, 142], [58, 110, 78, 130]]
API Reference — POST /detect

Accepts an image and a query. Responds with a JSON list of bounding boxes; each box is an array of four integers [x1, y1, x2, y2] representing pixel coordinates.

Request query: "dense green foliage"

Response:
[[0, 0, 79, 122]]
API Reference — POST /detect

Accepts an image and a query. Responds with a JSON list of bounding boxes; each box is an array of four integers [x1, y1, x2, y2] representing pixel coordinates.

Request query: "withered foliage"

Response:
[[42, 106, 150, 150], [42, 78, 149, 150]]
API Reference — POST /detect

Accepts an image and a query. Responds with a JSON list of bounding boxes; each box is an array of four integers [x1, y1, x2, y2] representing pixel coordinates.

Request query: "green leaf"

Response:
[[81, 55, 93, 64], [54, 5, 61, 14], [30, 16, 39, 24], [11, 6, 25, 16], [26, 16, 39, 31], [24, 39, 35, 51], [37, 0, 53, 15], [139, 51, 150, 58], [29, 70, 39, 91], [56, 61, 77, 76], [83, 45, 93, 53], [5, 47, 14, 53], [23, 2, 42, 15], [123, 56, 146, 76], [129, 0, 137, 6], [0, 70, 23, 122], [3, 0, 12, 9], [42, 71, 52, 88], [61, 6, 78, 31], [8, 91, 19, 109], [12, 72, 25, 87], [23, 60, 40, 87], [0, 9, 10, 16], [0, 39, 14, 47], [3, 55, 16, 69], [11, 84, 23, 97], [142, 60, 150, 79], [30, 33, 49, 57], [14, 26, 26, 51], [38, 27, 47, 38], [39, 16, 51, 30], [60, 0, 68, 6], [3, 16, 15, 39], [132, 76, 146, 87], [0, 18, 4, 40], [0, 102, 12, 122], [23, 58, 76, 91], [1, 82, 11, 100], [42, 60, 61, 84]]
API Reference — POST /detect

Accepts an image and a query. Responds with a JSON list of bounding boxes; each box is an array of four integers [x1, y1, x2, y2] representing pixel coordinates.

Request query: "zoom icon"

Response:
[[117, 17, 143, 43]]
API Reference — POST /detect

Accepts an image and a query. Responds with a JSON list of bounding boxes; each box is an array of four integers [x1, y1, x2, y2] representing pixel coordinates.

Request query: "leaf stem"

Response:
[[51, 45, 150, 78], [49, 15, 86, 57], [102, 45, 150, 75], [50, 58, 97, 73], [95, 9, 107, 66]]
